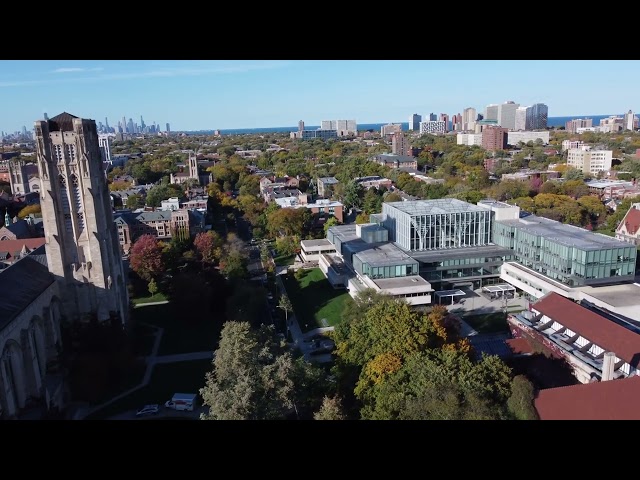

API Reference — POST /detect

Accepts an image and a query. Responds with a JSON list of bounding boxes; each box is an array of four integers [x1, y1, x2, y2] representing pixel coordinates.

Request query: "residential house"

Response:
[[615, 203, 640, 245], [317, 177, 339, 198]]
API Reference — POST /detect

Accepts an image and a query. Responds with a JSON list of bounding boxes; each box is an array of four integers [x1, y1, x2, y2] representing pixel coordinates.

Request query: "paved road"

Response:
[[108, 405, 210, 421]]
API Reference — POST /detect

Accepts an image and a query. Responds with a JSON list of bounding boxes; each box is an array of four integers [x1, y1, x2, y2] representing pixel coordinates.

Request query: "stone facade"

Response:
[[34, 112, 128, 323]]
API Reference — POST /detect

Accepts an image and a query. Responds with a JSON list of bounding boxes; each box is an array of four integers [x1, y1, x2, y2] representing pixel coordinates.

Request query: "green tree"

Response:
[[363, 188, 382, 214], [384, 192, 402, 203], [219, 250, 248, 279], [343, 181, 364, 209], [563, 167, 584, 181], [147, 278, 158, 296], [200, 322, 328, 420], [355, 212, 370, 224], [323, 216, 339, 233], [125, 193, 142, 210], [507, 375, 538, 420], [278, 295, 293, 323], [313, 396, 347, 420]]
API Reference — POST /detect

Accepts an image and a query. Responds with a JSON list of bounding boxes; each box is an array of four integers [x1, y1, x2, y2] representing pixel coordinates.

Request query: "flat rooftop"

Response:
[[576, 282, 640, 308], [372, 276, 433, 295], [327, 224, 359, 243], [384, 198, 487, 216], [586, 180, 633, 189], [409, 244, 514, 263], [352, 242, 417, 267], [496, 214, 631, 250], [477, 199, 514, 209], [300, 239, 334, 248]]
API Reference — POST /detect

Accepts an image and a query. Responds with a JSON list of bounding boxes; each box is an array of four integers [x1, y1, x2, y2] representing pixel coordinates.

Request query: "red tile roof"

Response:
[[506, 338, 535, 355], [532, 292, 640, 367], [0, 238, 46, 260], [535, 376, 640, 420], [622, 207, 640, 235]]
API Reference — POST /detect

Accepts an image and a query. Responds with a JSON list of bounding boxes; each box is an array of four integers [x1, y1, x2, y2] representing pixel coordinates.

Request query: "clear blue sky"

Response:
[[0, 60, 638, 133]]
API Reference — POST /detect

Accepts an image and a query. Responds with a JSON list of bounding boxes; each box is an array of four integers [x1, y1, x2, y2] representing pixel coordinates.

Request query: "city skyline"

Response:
[[1, 60, 640, 133]]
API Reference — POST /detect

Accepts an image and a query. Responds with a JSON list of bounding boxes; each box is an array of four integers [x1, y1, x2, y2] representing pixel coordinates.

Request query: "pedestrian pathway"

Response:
[[74, 317, 214, 420]]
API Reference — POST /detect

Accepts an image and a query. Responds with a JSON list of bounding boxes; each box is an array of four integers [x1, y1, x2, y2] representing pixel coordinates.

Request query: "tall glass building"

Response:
[[381, 199, 493, 251]]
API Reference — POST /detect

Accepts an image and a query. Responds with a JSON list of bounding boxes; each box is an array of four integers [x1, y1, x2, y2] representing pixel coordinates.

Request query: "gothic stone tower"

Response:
[[34, 112, 128, 323], [8, 159, 30, 195], [188, 151, 199, 181]]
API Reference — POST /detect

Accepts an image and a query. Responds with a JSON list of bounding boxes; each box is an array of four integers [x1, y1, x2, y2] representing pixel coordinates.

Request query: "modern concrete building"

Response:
[[567, 148, 613, 174], [322, 223, 433, 305], [484, 104, 499, 122], [419, 121, 446, 135], [496, 101, 520, 130], [456, 133, 483, 146], [566, 118, 593, 133], [300, 239, 337, 263], [624, 110, 636, 131], [381, 124, 402, 136], [409, 114, 421, 131], [506, 131, 550, 145], [561, 140, 585, 151], [514, 107, 528, 131]]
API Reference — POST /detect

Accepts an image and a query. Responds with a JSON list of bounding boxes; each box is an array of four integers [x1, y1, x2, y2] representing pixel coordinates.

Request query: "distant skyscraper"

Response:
[[335, 119, 357, 136], [127, 118, 134, 134], [497, 101, 519, 130], [527, 103, 548, 130], [121, 116, 127, 133], [381, 123, 403, 136], [409, 114, 422, 131], [420, 121, 446, 135], [429, 113, 437, 121], [514, 107, 528, 131], [439, 114, 449, 132], [44, 113, 49, 121], [166, 123, 170, 133], [485, 104, 499, 122], [140, 116, 146, 131], [462, 108, 476, 131], [105, 117, 110, 131], [298, 120, 305, 132], [321, 120, 336, 130], [624, 110, 636, 131], [565, 118, 592, 134]]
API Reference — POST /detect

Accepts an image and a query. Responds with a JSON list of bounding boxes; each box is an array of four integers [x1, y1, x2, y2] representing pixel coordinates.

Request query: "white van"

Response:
[[165, 393, 197, 412]]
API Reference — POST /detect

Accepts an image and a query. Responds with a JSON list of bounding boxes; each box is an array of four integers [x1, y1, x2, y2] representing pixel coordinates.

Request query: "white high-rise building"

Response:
[[514, 107, 528, 131], [497, 101, 520, 130], [624, 110, 636, 131], [462, 108, 476, 131], [321, 120, 336, 130]]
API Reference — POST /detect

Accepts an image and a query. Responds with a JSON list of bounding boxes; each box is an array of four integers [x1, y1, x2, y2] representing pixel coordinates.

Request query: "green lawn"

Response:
[[86, 359, 212, 420], [131, 292, 168, 306], [274, 253, 296, 266], [281, 268, 350, 332], [462, 312, 512, 334], [132, 303, 221, 356]]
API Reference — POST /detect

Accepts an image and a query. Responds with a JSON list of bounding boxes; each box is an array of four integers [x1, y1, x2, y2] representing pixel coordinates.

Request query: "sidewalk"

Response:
[[75, 314, 215, 420]]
